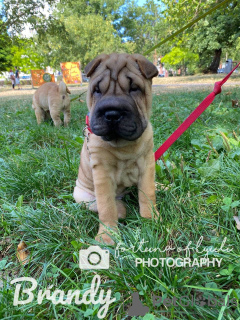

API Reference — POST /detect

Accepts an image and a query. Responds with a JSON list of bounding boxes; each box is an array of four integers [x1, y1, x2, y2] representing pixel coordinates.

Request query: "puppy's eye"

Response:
[[130, 84, 140, 92], [128, 77, 140, 93], [94, 86, 101, 94]]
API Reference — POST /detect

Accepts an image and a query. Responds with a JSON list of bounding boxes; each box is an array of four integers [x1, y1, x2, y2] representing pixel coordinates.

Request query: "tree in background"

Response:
[[161, 44, 199, 75], [2, 0, 170, 70], [161, 0, 240, 73], [0, 19, 13, 73], [35, 14, 123, 68], [225, 37, 240, 62], [59, 0, 125, 21], [116, 0, 169, 58], [2, 0, 240, 74], [11, 39, 45, 73], [189, 2, 240, 73], [26, 0, 128, 68], [2, 0, 57, 34]]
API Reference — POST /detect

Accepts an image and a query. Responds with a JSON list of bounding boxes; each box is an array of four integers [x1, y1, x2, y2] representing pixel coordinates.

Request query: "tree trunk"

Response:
[[206, 48, 222, 73]]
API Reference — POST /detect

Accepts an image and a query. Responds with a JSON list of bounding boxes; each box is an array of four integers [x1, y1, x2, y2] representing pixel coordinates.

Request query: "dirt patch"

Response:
[[152, 82, 240, 94], [1, 77, 239, 100], [152, 73, 240, 85], [0, 85, 88, 101]]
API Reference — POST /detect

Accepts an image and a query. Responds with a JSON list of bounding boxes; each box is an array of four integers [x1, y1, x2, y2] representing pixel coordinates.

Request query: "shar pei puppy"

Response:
[[74, 53, 159, 244], [32, 81, 71, 127]]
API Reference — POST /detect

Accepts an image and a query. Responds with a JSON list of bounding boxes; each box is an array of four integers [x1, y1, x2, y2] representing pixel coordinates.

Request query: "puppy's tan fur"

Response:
[[32, 81, 71, 126], [73, 53, 159, 244]]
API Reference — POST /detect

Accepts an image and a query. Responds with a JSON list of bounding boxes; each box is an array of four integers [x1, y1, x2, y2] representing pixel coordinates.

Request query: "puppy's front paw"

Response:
[[154, 209, 162, 221], [95, 233, 115, 246], [140, 205, 160, 220]]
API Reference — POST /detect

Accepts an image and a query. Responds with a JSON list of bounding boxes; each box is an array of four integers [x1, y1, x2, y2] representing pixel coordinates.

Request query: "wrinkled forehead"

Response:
[[94, 54, 142, 81]]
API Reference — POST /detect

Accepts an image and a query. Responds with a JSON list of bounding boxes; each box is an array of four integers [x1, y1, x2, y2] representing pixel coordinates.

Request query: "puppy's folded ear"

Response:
[[85, 54, 108, 77], [132, 54, 158, 79], [66, 86, 71, 94]]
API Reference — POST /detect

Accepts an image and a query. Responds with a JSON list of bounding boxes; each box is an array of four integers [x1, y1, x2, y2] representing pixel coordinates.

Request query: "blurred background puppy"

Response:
[[32, 81, 71, 127]]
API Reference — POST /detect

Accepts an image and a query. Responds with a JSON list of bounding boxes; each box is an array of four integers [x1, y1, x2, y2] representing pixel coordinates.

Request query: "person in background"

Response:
[[15, 66, 22, 89], [9, 69, 15, 90]]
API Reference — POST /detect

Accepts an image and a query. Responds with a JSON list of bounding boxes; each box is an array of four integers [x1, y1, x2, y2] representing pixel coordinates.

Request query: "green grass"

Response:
[[1, 87, 240, 320]]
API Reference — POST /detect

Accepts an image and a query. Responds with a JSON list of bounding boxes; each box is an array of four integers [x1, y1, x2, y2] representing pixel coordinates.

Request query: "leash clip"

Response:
[[82, 126, 89, 138]]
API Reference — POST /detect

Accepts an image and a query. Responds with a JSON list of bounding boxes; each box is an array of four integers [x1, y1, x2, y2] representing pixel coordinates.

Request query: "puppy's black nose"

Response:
[[104, 110, 122, 123]]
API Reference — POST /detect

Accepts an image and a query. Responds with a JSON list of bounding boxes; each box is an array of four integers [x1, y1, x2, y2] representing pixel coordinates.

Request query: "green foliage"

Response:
[[32, 0, 171, 68], [11, 38, 45, 72], [0, 20, 13, 72], [2, 0, 240, 74], [62, 14, 122, 66], [35, 15, 123, 68], [161, 44, 199, 74], [117, 0, 169, 56], [161, 0, 217, 29], [161, 0, 240, 73], [3, 0, 57, 34], [188, 2, 240, 72], [2, 0, 171, 69], [59, 0, 125, 19]]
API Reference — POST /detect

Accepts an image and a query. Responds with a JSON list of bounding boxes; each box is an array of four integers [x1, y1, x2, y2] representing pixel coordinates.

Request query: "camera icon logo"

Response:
[[79, 246, 110, 270]]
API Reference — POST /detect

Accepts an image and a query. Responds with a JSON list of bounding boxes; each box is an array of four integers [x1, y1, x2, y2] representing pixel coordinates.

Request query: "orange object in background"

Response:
[[60, 62, 82, 84], [31, 70, 55, 87]]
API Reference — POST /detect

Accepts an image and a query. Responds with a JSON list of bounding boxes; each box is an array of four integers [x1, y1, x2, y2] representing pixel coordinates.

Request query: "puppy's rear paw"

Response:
[[95, 233, 115, 246], [116, 200, 126, 219], [17, 241, 29, 265]]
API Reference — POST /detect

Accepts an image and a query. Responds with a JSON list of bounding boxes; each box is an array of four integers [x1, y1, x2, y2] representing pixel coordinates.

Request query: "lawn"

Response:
[[0, 85, 240, 320], [152, 73, 240, 85]]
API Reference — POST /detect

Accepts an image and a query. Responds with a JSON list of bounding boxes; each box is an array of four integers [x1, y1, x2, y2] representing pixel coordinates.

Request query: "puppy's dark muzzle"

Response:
[[90, 96, 147, 141]]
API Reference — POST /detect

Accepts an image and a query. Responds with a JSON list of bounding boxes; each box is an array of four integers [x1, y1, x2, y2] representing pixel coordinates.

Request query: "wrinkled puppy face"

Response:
[[85, 53, 158, 142]]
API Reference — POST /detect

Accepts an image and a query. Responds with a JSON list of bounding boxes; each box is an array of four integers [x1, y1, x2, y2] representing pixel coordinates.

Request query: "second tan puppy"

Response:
[[32, 81, 71, 126], [74, 53, 159, 244]]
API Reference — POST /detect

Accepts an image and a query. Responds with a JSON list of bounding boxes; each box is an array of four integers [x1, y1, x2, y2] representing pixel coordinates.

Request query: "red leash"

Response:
[[85, 113, 92, 133], [154, 62, 240, 161]]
